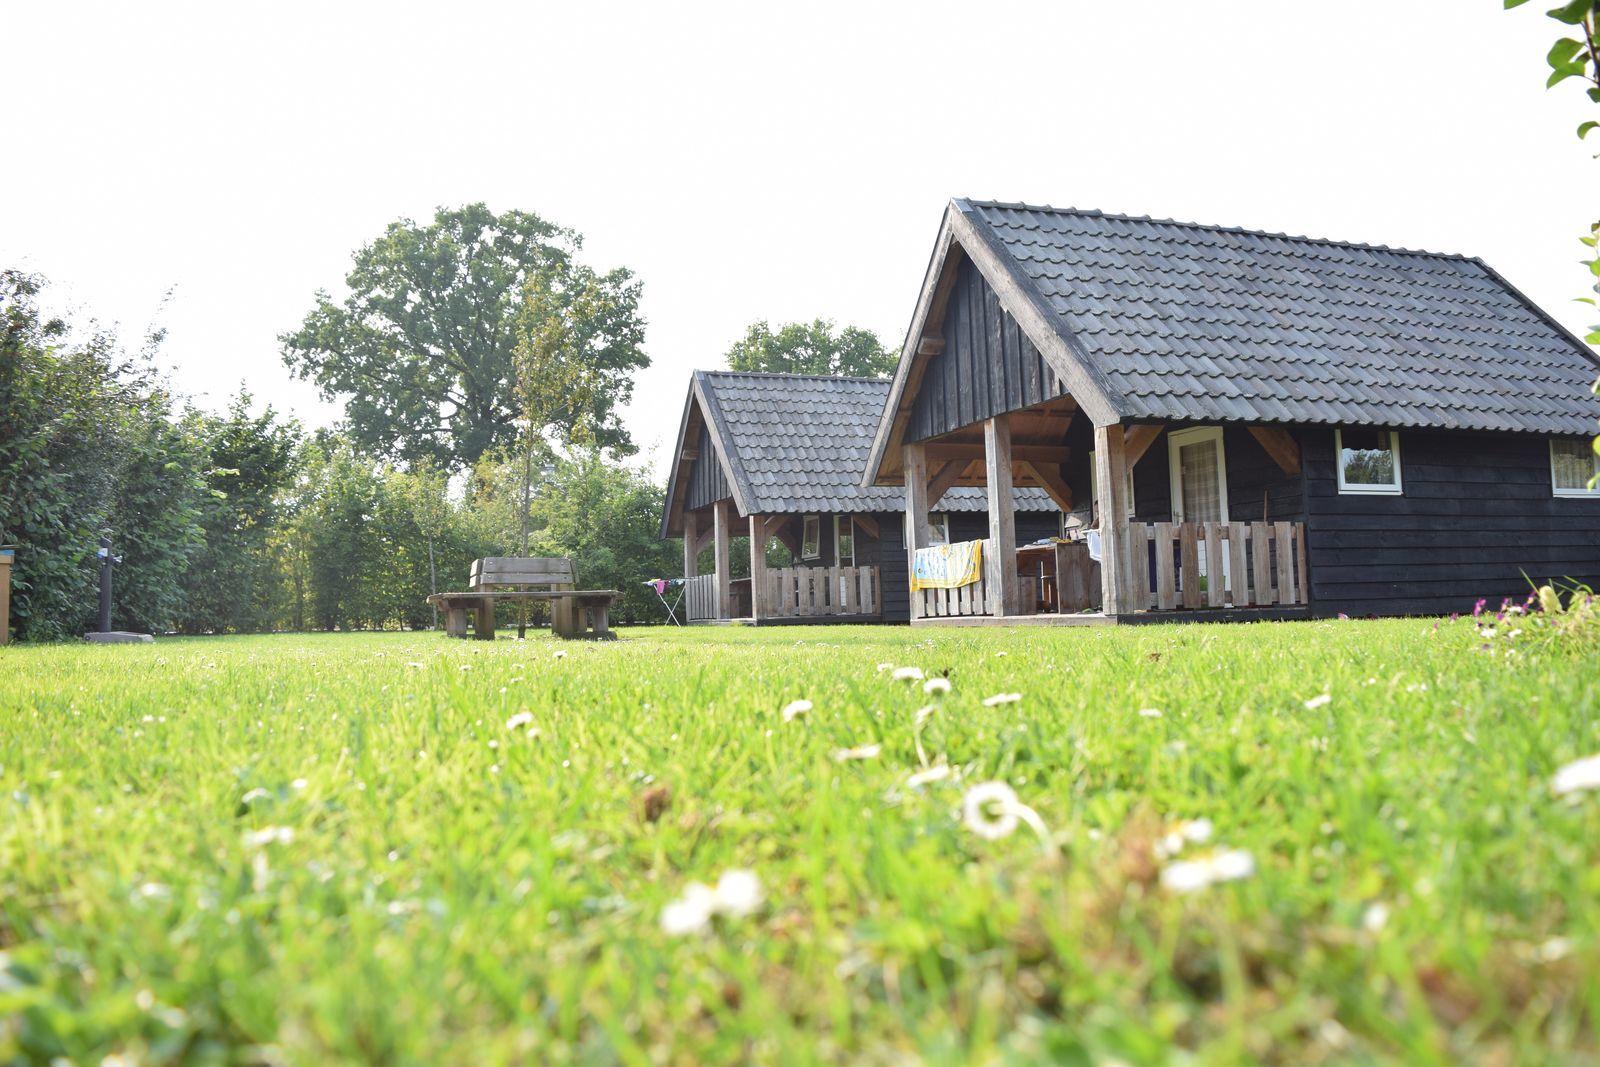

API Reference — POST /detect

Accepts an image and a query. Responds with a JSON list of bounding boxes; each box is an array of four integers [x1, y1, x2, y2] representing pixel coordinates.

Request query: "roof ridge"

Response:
[[698, 369, 890, 384], [954, 198, 1478, 263]]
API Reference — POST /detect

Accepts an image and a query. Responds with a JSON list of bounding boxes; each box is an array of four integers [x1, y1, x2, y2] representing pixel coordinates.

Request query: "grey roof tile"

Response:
[[962, 200, 1600, 435]]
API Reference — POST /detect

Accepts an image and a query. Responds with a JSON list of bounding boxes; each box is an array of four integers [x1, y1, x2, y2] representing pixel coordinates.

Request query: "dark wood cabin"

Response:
[[862, 199, 1600, 623], [659, 370, 1061, 623]]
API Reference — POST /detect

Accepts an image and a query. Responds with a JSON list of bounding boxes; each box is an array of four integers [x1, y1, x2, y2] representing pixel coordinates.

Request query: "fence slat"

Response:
[[1251, 522, 1272, 607], [1274, 521, 1294, 607], [1227, 522, 1249, 606], [1180, 523, 1201, 609], [1204, 523, 1223, 608], [1295, 523, 1308, 606], [1154, 522, 1176, 610]]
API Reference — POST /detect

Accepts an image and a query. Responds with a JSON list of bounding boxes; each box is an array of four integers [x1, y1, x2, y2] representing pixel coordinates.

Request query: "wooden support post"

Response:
[[904, 441, 930, 620], [748, 515, 768, 622], [713, 498, 732, 621], [0, 548, 11, 647], [985, 417, 1019, 617], [1094, 423, 1133, 616], [683, 510, 699, 578]]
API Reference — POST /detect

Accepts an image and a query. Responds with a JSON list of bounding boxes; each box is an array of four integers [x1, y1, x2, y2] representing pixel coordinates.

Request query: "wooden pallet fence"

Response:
[[913, 539, 993, 619], [764, 566, 880, 619], [1130, 521, 1307, 611], [685, 574, 719, 621]]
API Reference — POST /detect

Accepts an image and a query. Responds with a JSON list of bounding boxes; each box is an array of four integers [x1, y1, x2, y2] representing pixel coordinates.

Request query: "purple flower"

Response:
[[1473, 599, 1487, 618], [1337, 612, 1349, 620], [1495, 612, 1506, 622]]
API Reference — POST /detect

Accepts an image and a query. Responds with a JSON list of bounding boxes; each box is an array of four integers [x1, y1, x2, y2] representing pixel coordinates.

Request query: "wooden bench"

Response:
[[426, 557, 619, 640]]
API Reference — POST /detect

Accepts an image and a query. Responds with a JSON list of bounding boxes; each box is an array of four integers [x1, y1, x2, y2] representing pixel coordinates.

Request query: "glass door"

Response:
[[1167, 427, 1230, 597]]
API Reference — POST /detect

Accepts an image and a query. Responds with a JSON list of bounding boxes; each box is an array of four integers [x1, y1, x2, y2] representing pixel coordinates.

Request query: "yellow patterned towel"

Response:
[[911, 540, 984, 591]]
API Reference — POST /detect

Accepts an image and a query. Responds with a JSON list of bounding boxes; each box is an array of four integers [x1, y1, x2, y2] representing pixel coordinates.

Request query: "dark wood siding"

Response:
[[1304, 427, 1600, 616], [907, 259, 1066, 442], [685, 424, 732, 511]]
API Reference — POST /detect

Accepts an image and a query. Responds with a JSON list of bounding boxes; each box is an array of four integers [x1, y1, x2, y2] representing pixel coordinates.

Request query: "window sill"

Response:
[[1553, 489, 1600, 499], [1337, 486, 1403, 496]]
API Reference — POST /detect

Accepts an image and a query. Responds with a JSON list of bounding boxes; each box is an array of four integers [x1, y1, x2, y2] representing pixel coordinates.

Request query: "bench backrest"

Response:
[[470, 556, 576, 591]]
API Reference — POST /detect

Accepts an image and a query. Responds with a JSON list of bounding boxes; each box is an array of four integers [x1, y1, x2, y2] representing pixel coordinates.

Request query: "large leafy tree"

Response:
[[725, 319, 896, 378], [281, 204, 648, 471]]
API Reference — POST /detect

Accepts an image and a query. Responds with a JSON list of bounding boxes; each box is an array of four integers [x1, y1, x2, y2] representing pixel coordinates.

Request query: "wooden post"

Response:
[[0, 548, 12, 647], [682, 510, 699, 578], [748, 515, 768, 622], [984, 417, 1019, 617], [713, 498, 732, 620], [903, 441, 930, 620], [1094, 423, 1133, 616]]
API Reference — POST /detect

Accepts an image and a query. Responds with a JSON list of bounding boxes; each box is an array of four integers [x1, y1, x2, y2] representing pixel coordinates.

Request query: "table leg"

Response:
[[445, 605, 467, 638]]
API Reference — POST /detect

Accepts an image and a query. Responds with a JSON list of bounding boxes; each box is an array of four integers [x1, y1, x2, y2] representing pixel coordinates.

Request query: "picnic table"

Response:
[[427, 557, 619, 640]]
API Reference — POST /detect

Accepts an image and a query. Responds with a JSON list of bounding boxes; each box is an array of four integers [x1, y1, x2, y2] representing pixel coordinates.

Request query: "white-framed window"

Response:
[[834, 515, 856, 566], [801, 514, 821, 560], [1551, 437, 1600, 497], [1087, 450, 1136, 521], [1167, 426, 1230, 524], [927, 512, 951, 546], [1335, 428, 1403, 495]]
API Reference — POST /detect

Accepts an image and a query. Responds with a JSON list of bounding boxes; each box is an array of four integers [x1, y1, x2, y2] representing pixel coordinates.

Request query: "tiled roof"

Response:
[[960, 200, 1600, 434], [698, 371, 1057, 514]]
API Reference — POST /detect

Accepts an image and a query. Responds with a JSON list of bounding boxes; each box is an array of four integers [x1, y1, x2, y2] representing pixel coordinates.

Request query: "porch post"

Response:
[[682, 510, 699, 578], [1094, 422, 1133, 616], [748, 515, 768, 623], [713, 499, 733, 620], [984, 416, 1020, 617], [903, 441, 929, 620]]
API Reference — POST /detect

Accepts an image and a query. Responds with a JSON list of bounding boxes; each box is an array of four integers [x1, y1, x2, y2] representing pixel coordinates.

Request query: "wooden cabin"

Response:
[[659, 370, 1061, 623], [861, 199, 1600, 623]]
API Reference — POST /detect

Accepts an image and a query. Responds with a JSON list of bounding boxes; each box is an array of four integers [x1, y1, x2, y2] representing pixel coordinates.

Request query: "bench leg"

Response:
[[473, 602, 496, 640], [445, 606, 468, 638], [552, 599, 576, 638], [591, 601, 610, 638]]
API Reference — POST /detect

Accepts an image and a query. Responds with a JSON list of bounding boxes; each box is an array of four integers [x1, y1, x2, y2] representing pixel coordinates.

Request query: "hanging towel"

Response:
[[1085, 530, 1102, 563], [911, 539, 984, 591]]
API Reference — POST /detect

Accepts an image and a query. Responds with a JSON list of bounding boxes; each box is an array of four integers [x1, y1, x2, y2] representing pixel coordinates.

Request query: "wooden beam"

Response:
[[917, 336, 945, 357], [1248, 425, 1302, 476], [682, 510, 699, 578], [904, 441, 930, 620], [853, 513, 880, 539], [926, 461, 965, 510], [713, 499, 732, 620], [1123, 424, 1165, 468], [926, 442, 1069, 464], [1018, 461, 1073, 513], [1094, 423, 1133, 616], [748, 515, 769, 622], [769, 516, 799, 556], [985, 417, 1020, 617]]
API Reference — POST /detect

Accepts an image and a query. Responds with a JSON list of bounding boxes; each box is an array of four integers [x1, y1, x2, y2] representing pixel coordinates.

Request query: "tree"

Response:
[[724, 319, 896, 378], [281, 203, 649, 471]]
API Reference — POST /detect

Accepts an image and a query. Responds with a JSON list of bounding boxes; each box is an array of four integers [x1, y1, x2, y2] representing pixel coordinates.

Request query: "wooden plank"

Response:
[[1275, 521, 1295, 607], [925, 442, 1076, 464], [1129, 523, 1150, 611], [1227, 522, 1250, 606], [1204, 522, 1224, 608], [713, 499, 732, 620], [682, 511, 699, 578], [1295, 522, 1309, 606], [1154, 521, 1177, 611], [1017, 460, 1073, 513], [1122, 423, 1165, 468], [1179, 523, 1202, 609], [1248, 426, 1302, 475], [926, 461, 964, 510], [985, 417, 1020, 617], [1251, 522, 1273, 608], [1094, 423, 1133, 615], [865, 567, 878, 616], [904, 441, 929, 620], [854, 514, 880, 539], [828, 565, 842, 615]]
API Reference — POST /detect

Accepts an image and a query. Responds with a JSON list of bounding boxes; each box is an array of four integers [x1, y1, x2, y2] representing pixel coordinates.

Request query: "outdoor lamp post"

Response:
[[85, 531, 152, 644]]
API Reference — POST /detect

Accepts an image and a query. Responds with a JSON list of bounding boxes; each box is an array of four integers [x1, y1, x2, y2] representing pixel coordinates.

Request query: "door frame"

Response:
[[1167, 426, 1230, 524]]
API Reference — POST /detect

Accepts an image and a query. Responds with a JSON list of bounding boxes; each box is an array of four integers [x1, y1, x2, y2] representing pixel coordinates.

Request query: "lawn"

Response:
[[1, 618, 1597, 1065]]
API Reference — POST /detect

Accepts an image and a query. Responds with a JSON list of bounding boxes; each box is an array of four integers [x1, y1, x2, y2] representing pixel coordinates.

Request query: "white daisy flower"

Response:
[[1154, 818, 1214, 859], [907, 765, 953, 788], [505, 711, 534, 731], [833, 744, 882, 762], [1303, 693, 1332, 710], [1553, 753, 1600, 795], [914, 705, 938, 727], [1362, 902, 1390, 932], [891, 666, 925, 682], [1159, 848, 1256, 893], [290, 778, 308, 791], [962, 781, 1021, 840], [875, 662, 895, 673], [981, 692, 1021, 707], [922, 677, 952, 696], [242, 826, 294, 848], [1138, 707, 1163, 719], [660, 881, 716, 936], [712, 869, 762, 918], [553, 650, 567, 659], [781, 699, 812, 722]]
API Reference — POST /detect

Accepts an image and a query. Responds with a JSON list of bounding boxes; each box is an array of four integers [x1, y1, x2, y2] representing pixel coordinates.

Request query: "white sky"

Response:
[[6, 1, 1595, 478]]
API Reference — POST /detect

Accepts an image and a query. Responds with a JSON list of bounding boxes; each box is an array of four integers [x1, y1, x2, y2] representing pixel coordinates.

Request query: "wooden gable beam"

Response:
[[852, 514, 880, 539], [1248, 426, 1302, 476], [1123, 424, 1165, 468], [1017, 461, 1073, 513], [926, 442, 1071, 464], [926, 461, 966, 510], [768, 517, 799, 556]]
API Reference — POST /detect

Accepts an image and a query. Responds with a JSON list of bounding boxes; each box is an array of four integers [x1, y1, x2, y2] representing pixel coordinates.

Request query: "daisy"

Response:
[[907, 764, 953, 788], [711, 869, 762, 918], [781, 699, 812, 722], [1552, 754, 1600, 795], [660, 881, 716, 936], [553, 650, 567, 659], [981, 693, 1021, 707], [1159, 848, 1255, 893], [1303, 693, 1332, 710], [922, 677, 952, 696], [1154, 818, 1214, 860], [242, 827, 294, 848], [1138, 708, 1163, 719], [962, 782, 1021, 840], [891, 666, 925, 682], [875, 662, 895, 673], [505, 711, 534, 731], [833, 744, 882, 762]]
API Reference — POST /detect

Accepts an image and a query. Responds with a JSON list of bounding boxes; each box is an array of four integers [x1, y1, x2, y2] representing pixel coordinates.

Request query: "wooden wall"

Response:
[[685, 424, 732, 511], [907, 259, 1067, 442], [1302, 427, 1600, 616]]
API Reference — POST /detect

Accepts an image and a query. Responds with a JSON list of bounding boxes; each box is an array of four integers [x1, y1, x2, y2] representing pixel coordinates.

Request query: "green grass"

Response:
[[1, 619, 1598, 1065]]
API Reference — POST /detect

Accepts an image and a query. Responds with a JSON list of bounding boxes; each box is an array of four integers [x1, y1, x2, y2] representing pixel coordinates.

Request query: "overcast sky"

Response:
[[7, 1, 1595, 477]]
